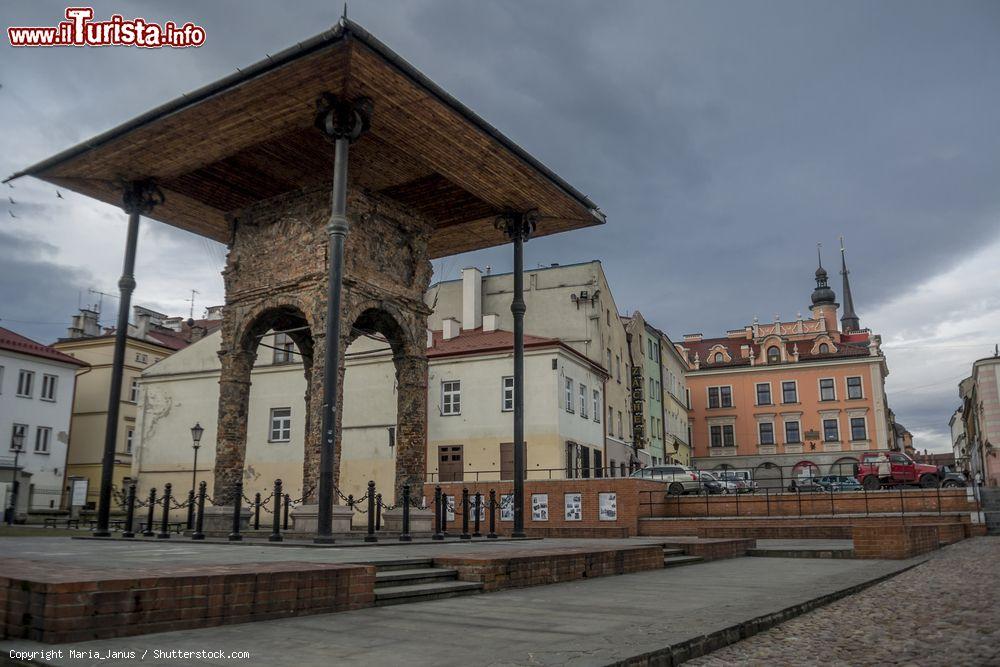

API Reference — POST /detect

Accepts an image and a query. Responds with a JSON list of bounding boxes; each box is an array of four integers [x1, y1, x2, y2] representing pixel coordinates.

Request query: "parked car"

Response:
[[696, 471, 724, 495], [631, 465, 702, 495], [716, 469, 757, 493], [815, 475, 862, 492], [939, 469, 967, 488], [857, 452, 940, 490], [789, 475, 823, 492]]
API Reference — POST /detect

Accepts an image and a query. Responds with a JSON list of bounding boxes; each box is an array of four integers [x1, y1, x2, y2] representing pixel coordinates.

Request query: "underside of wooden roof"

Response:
[[8, 20, 604, 258]]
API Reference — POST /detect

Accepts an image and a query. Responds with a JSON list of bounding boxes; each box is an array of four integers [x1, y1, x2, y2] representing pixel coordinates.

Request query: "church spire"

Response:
[[840, 236, 860, 332]]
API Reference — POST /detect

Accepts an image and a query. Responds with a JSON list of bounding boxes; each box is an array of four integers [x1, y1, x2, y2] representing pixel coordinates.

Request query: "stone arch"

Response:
[[214, 301, 316, 505], [830, 456, 860, 477], [792, 460, 820, 480], [754, 461, 784, 491], [713, 463, 733, 471]]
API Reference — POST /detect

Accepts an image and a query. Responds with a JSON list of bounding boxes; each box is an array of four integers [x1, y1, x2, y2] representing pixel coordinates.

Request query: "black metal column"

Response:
[[94, 180, 162, 537], [314, 93, 371, 544], [500, 212, 535, 538]]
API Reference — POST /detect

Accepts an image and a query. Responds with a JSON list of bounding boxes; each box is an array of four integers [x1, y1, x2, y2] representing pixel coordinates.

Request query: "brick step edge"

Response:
[[375, 568, 459, 587], [625, 561, 924, 666], [373, 581, 484, 606], [663, 555, 704, 568], [746, 549, 854, 559]]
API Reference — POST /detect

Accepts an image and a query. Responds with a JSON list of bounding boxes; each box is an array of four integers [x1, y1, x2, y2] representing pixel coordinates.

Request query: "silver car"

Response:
[[630, 465, 702, 495]]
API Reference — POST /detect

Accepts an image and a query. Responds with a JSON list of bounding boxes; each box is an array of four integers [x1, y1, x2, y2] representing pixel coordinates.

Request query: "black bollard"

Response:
[[400, 484, 412, 542], [365, 481, 377, 543], [186, 489, 195, 530], [473, 491, 482, 538], [253, 492, 261, 531], [283, 494, 290, 531], [229, 482, 243, 542], [432, 485, 443, 540], [158, 483, 172, 539], [269, 479, 283, 542], [375, 493, 382, 532], [487, 489, 498, 539], [122, 484, 137, 538], [192, 481, 206, 541], [460, 488, 471, 539], [142, 488, 156, 537], [441, 492, 449, 536]]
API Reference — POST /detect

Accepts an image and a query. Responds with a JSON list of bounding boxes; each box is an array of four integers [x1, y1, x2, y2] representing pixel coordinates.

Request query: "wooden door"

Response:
[[438, 445, 464, 482], [500, 442, 526, 480]]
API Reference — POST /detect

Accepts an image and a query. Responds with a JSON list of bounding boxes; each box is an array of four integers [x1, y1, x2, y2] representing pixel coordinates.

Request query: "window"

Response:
[[593, 389, 601, 422], [129, 378, 139, 403], [606, 349, 612, 374], [269, 407, 292, 442], [823, 418, 840, 442], [17, 370, 34, 397], [35, 427, 51, 453], [387, 426, 396, 450], [850, 417, 867, 441], [273, 333, 296, 364], [608, 406, 614, 435], [782, 381, 797, 404], [617, 411, 623, 438], [125, 427, 134, 454], [707, 386, 733, 408], [0, 365, 4, 393], [785, 420, 801, 444], [615, 355, 621, 382], [649, 377, 655, 396], [767, 346, 781, 364], [710, 424, 735, 447], [41, 374, 57, 401], [819, 378, 836, 401], [579, 383, 588, 418], [441, 380, 461, 415], [501, 376, 514, 412], [135, 352, 148, 363], [758, 422, 775, 445], [847, 376, 863, 400], [714, 352, 724, 363], [755, 383, 772, 406], [10, 423, 27, 451], [564, 377, 574, 413], [818, 343, 829, 354]]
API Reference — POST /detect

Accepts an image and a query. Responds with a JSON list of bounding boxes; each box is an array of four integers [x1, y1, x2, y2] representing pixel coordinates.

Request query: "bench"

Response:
[[43, 517, 80, 529]]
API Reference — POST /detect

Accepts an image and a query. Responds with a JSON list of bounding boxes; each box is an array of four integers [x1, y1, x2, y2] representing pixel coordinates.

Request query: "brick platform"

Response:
[[0, 560, 374, 644], [660, 537, 756, 560], [852, 525, 940, 559], [433, 544, 665, 592]]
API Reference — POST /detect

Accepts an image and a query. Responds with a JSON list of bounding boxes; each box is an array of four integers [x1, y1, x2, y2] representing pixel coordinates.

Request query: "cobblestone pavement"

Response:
[[689, 536, 1000, 667]]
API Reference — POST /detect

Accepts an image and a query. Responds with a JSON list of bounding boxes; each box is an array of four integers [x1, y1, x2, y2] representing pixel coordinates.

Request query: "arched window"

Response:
[[819, 343, 829, 354], [714, 352, 724, 363], [767, 346, 781, 364]]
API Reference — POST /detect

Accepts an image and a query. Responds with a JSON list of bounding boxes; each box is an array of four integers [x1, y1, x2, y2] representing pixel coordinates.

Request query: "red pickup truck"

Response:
[[857, 452, 940, 490]]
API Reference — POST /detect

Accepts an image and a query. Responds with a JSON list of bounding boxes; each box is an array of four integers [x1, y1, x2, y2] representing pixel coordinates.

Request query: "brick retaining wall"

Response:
[[433, 544, 664, 592], [853, 525, 940, 559], [0, 560, 374, 644], [638, 514, 976, 541]]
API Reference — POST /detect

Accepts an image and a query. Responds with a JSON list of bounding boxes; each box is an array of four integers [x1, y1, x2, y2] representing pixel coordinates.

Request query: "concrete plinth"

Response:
[[292, 504, 354, 534], [382, 508, 434, 535], [201, 505, 251, 533]]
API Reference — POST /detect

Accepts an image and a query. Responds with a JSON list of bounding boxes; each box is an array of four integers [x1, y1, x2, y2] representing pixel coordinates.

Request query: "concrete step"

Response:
[[374, 580, 484, 606], [375, 568, 459, 588], [663, 555, 704, 568], [371, 558, 434, 572], [747, 548, 854, 559], [662, 548, 686, 557]]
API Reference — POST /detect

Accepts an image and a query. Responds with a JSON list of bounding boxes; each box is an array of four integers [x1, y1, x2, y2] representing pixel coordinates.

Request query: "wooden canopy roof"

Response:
[[6, 20, 604, 258]]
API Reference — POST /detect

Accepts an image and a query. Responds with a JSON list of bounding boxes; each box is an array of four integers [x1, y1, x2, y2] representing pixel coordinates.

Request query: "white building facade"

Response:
[[1, 327, 86, 517]]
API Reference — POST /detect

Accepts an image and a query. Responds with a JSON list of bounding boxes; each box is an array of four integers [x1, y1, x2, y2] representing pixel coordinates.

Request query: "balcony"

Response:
[[784, 443, 803, 454], [709, 446, 737, 457]]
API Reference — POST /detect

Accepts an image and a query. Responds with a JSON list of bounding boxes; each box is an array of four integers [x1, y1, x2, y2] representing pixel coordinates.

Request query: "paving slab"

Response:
[[1, 554, 922, 666]]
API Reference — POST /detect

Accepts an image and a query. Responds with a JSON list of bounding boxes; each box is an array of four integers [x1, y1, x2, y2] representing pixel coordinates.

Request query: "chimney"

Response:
[[205, 305, 224, 320], [740, 344, 750, 359], [483, 313, 500, 333], [427, 329, 435, 349], [683, 333, 703, 343], [66, 307, 100, 339], [190, 325, 207, 342], [443, 317, 460, 341], [135, 312, 151, 340], [461, 267, 483, 330]]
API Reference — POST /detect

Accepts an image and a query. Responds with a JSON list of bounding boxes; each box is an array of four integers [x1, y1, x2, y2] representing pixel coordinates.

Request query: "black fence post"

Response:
[[365, 480, 377, 543], [400, 484, 412, 542], [158, 483, 172, 539], [937, 484, 942, 516], [142, 488, 156, 537], [375, 493, 382, 532], [441, 492, 449, 536], [864, 487, 869, 516], [797, 488, 802, 517], [460, 488, 471, 540], [192, 481, 206, 541], [473, 491, 482, 538], [229, 481, 243, 541], [487, 489, 498, 539], [186, 489, 196, 530], [899, 487, 905, 525], [433, 485, 444, 540], [735, 489, 739, 517], [269, 479, 283, 542], [765, 488, 770, 517], [830, 486, 835, 516], [283, 494, 290, 531], [253, 492, 261, 531], [122, 484, 137, 538]]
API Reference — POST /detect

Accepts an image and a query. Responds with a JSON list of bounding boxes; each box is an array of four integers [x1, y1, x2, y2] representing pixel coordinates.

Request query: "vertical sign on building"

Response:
[[631, 366, 645, 448]]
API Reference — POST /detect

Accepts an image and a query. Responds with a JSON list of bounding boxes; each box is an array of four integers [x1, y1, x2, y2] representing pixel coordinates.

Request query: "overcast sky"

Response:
[[1, 1, 998, 452]]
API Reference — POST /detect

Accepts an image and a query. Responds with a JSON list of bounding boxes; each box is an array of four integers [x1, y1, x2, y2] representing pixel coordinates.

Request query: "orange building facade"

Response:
[[678, 247, 893, 487]]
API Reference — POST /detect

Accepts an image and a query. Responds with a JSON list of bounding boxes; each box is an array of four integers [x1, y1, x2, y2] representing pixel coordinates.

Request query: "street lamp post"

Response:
[[190, 423, 204, 494], [6, 431, 25, 525]]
